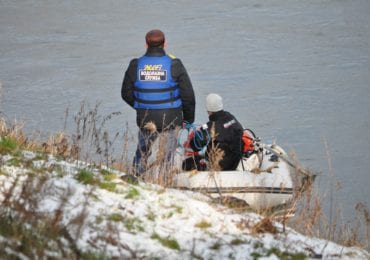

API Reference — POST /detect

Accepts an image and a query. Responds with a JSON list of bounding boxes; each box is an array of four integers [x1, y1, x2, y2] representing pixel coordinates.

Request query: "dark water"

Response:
[[1, 0, 370, 222]]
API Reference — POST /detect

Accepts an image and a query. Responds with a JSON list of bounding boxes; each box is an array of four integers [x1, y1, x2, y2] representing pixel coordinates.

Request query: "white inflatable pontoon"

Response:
[[172, 144, 294, 211]]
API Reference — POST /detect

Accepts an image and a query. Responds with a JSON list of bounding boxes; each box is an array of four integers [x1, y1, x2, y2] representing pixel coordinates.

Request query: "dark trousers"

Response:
[[133, 128, 177, 175], [182, 156, 207, 171]]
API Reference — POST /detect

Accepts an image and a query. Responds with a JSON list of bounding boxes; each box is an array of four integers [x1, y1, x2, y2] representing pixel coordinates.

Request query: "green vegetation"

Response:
[[75, 169, 117, 192], [100, 169, 117, 181], [253, 241, 264, 249], [124, 217, 144, 233], [0, 214, 63, 258], [95, 216, 104, 225], [251, 247, 307, 260], [161, 204, 183, 219], [0, 183, 99, 259], [172, 205, 183, 214], [0, 168, 7, 176], [33, 153, 48, 161], [230, 238, 245, 245], [98, 181, 116, 192], [125, 187, 140, 199], [53, 164, 65, 178], [0, 137, 18, 154], [146, 210, 156, 221], [195, 220, 212, 229], [151, 232, 180, 251], [210, 242, 221, 250], [75, 169, 97, 185], [79, 252, 110, 260], [163, 212, 174, 219], [6, 157, 22, 167], [107, 213, 124, 222]]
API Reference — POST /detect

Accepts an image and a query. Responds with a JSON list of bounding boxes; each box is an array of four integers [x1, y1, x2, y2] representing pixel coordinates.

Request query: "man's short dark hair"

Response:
[[145, 29, 165, 47]]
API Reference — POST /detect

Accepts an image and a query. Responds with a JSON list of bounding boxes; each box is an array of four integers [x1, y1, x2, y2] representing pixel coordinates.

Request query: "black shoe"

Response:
[[269, 154, 279, 162]]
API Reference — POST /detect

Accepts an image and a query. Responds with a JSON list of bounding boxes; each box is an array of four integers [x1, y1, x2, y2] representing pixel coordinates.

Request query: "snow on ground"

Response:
[[0, 151, 369, 259]]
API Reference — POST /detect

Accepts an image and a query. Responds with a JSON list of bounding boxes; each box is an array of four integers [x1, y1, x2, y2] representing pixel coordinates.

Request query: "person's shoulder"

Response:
[[167, 53, 182, 62], [168, 54, 184, 69], [167, 53, 177, 59], [224, 111, 238, 119], [224, 110, 235, 115], [225, 111, 243, 128], [127, 58, 138, 68]]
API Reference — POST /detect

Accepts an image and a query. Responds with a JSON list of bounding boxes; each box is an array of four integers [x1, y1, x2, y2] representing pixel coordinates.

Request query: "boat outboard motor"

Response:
[[241, 129, 257, 158]]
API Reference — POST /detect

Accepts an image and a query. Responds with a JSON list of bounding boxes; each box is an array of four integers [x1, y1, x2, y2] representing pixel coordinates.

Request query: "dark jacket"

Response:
[[192, 110, 244, 170], [121, 47, 195, 132]]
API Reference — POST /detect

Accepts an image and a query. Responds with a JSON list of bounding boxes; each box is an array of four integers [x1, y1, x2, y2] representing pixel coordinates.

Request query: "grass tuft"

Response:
[[195, 220, 212, 229], [151, 232, 180, 251], [98, 181, 116, 192], [75, 169, 97, 185], [210, 242, 221, 250], [107, 213, 124, 222], [0, 136, 18, 154], [146, 210, 156, 221], [251, 247, 307, 260], [124, 217, 144, 233], [125, 187, 140, 199], [230, 238, 245, 245], [100, 169, 117, 181]]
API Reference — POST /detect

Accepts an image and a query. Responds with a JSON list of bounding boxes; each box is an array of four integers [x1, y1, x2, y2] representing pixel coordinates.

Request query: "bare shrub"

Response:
[[42, 132, 76, 159], [207, 124, 223, 172], [287, 147, 369, 250], [71, 101, 124, 166], [0, 118, 39, 151], [0, 174, 82, 258], [139, 124, 182, 187], [251, 217, 278, 235]]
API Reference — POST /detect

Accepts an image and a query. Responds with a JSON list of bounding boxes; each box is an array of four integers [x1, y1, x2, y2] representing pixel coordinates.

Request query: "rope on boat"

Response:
[[178, 121, 210, 152]]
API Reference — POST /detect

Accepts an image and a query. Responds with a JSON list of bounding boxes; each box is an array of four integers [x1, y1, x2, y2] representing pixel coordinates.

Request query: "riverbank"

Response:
[[0, 118, 369, 259], [1, 150, 369, 259]]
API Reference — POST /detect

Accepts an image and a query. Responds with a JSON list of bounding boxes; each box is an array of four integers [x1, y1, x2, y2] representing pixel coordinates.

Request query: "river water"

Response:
[[1, 0, 370, 223]]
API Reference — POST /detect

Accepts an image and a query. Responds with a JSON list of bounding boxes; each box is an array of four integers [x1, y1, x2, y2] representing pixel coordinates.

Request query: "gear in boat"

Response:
[[171, 127, 310, 213]]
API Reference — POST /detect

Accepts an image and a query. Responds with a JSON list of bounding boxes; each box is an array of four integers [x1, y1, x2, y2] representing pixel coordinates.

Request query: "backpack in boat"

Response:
[[241, 129, 256, 157]]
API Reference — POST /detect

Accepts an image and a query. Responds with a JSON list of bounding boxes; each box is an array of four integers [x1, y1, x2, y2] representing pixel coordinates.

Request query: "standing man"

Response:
[[121, 29, 195, 176]]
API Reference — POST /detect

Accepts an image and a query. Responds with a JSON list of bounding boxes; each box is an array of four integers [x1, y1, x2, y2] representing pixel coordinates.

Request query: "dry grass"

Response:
[[286, 151, 370, 251], [0, 118, 39, 152], [0, 103, 369, 255], [137, 123, 182, 187], [0, 174, 82, 258], [207, 123, 224, 172], [251, 217, 278, 235], [0, 172, 137, 258]]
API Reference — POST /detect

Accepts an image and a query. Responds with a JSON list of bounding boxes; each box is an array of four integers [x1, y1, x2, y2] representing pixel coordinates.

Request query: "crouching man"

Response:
[[182, 93, 244, 171]]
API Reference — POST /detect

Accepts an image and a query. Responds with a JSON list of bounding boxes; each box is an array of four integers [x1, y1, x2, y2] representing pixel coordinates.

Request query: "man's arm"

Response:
[[121, 59, 138, 108], [171, 58, 196, 123]]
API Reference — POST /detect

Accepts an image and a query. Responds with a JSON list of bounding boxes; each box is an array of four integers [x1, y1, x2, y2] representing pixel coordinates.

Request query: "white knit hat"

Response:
[[206, 93, 223, 112]]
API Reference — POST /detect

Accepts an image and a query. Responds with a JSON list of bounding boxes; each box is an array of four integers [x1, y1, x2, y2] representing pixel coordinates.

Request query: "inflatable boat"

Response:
[[171, 144, 294, 211], [143, 127, 297, 211]]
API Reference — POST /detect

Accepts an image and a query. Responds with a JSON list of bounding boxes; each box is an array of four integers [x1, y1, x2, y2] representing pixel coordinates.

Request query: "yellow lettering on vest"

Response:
[[144, 65, 162, 70]]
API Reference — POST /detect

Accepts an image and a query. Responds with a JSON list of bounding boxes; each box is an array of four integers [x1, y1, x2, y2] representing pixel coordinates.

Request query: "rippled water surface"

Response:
[[1, 0, 370, 220]]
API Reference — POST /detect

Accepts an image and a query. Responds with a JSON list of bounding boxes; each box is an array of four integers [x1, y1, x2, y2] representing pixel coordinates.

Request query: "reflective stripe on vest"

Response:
[[134, 55, 182, 109]]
